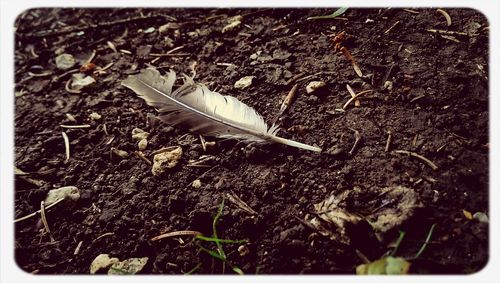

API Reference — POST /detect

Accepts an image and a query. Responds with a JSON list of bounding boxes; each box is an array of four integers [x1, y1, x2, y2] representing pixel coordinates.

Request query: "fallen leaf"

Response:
[[356, 256, 411, 275], [367, 186, 423, 233], [90, 254, 119, 274], [463, 209, 473, 220], [305, 190, 362, 245], [108, 257, 148, 275]]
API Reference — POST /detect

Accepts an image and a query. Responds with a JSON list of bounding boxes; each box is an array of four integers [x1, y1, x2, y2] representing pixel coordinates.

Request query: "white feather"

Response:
[[121, 68, 321, 152]]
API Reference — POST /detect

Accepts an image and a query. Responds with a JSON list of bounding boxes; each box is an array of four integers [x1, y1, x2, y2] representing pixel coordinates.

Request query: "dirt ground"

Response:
[[14, 8, 489, 274]]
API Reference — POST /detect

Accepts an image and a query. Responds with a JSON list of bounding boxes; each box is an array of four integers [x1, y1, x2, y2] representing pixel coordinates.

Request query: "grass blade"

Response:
[[307, 7, 348, 20]]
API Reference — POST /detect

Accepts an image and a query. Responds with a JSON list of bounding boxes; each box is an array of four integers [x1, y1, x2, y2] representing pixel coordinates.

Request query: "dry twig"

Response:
[[385, 131, 392, 152], [394, 150, 439, 170], [133, 151, 152, 166], [61, 131, 70, 161], [343, 90, 373, 110], [436, 9, 452, 26], [346, 84, 361, 107], [226, 192, 257, 215], [348, 128, 362, 156], [14, 198, 65, 223], [150, 230, 202, 241], [40, 201, 55, 242]]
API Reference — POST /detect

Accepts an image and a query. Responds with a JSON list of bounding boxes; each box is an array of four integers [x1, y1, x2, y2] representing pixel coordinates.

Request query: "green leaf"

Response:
[[356, 256, 411, 275], [195, 235, 247, 244], [232, 266, 244, 275], [307, 7, 349, 20]]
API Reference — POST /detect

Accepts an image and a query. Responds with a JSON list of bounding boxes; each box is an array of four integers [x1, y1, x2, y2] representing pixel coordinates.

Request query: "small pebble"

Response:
[[132, 128, 150, 141], [55, 53, 76, 70], [238, 245, 249, 256], [138, 139, 148, 151], [112, 148, 129, 158], [152, 146, 183, 176], [89, 112, 102, 121], [192, 179, 202, 189], [234, 76, 254, 89], [44, 186, 80, 206], [306, 81, 326, 94]]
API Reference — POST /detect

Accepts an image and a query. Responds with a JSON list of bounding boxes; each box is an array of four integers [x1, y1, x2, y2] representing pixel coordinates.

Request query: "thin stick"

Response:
[[21, 14, 171, 39], [277, 83, 299, 120], [133, 151, 152, 166], [40, 201, 55, 242], [60, 124, 91, 129], [295, 72, 324, 83], [343, 90, 373, 110], [385, 131, 392, 152], [394, 150, 439, 170], [427, 29, 467, 36], [348, 128, 362, 156], [226, 192, 257, 215], [346, 84, 360, 107], [150, 230, 202, 241], [200, 135, 207, 152], [62, 132, 70, 161], [384, 21, 400, 34], [65, 79, 81, 94], [93, 232, 115, 242], [403, 9, 420, 14], [149, 53, 190, 57], [14, 198, 65, 223], [73, 241, 83, 255], [436, 9, 452, 26], [85, 49, 96, 64], [185, 165, 220, 189]]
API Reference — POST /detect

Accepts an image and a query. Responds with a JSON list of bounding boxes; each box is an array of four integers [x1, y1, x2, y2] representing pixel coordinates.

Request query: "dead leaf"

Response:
[[367, 186, 423, 233], [305, 190, 362, 245], [108, 257, 148, 275]]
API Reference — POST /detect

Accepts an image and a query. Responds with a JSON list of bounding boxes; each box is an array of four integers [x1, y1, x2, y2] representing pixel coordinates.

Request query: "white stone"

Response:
[[132, 128, 150, 141], [152, 146, 183, 176], [55, 53, 76, 70], [234, 76, 254, 89], [306, 81, 326, 94], [89, 112, 102, 121], [138, 139, 148, 151], [192, 179, 202, 189], [44, 186, 80, 206]]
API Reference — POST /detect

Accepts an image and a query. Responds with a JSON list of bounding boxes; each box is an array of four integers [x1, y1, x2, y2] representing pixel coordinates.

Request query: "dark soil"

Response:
[[14, 8, 489, 274]]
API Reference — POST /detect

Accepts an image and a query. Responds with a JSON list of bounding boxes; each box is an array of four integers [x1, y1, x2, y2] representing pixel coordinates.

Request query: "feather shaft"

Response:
[[122, 68, 322, 152]]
